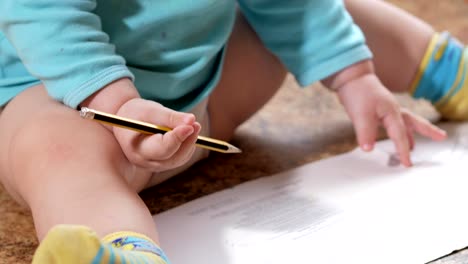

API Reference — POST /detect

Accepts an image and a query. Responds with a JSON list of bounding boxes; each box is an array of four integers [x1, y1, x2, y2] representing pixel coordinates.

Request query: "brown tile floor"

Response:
[[0, 0, 467, 263]]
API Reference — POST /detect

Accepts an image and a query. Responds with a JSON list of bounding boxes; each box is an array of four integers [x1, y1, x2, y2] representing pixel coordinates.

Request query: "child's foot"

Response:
[[32, 225, 170, 264], [411, 32, 467, 120]]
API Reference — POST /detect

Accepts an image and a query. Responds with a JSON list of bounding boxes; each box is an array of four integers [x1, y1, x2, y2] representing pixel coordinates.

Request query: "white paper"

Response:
[[154, 123, 468, 264]]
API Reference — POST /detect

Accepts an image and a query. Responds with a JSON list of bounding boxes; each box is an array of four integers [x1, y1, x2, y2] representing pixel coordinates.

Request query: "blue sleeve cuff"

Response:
[[296, 45, 373, 87], [238, 0, 373, 89], [63, 65, 134, 109]]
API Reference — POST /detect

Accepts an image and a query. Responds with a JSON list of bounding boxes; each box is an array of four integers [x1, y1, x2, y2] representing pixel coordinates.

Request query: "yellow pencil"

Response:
[[79, 107, 241, 154]]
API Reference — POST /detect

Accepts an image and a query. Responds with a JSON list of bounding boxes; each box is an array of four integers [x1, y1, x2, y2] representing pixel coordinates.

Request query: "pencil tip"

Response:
[[228, 145, 242, 153]]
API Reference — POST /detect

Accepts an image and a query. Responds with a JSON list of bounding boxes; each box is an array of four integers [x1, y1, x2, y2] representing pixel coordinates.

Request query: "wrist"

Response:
[[322, 60, 375, 91], [79, 78, 140, 114]]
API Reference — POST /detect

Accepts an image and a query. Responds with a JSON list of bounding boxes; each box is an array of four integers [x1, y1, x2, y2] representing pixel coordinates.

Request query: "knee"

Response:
[[7, 110, 118, 179], [0, 112, 86, 205], [9, 114, 83, 175]]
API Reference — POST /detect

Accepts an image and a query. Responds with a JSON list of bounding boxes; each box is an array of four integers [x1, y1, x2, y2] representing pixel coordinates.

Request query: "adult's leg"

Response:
[[208, 12, 288, 141], [344, 0, 435, 92], [0, 85, 156, 241]]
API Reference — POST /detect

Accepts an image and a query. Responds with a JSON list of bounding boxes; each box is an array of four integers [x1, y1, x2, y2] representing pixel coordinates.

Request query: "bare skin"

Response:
[[344, 0, 435, 93], [0, 11, 287, 243], [337, 0, 443, 161], [0, 0, 448, 256]]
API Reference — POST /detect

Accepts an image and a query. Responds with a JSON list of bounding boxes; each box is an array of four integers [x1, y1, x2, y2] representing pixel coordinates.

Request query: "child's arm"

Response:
[[0, 1, 200, 172], [0, 0, 133, 109], [237, 0, 446, 166], [237, 0, 372, 86], [324, 60, 447, 167]]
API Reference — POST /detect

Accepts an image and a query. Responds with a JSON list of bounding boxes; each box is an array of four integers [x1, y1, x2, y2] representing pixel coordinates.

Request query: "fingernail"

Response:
[[181, 126, 194, 140], [402, 155, 412, 167], [193, 122, 202, 133], [183, 114, 195, 124], [362, 143, 373, 152], [406, 160, 413, 167]]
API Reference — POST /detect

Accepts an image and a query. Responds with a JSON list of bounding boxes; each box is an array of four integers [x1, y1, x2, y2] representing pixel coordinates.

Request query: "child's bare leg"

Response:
[[0, 86, 167, 263], [0, 85, 154, 240], [344, 0, 434, 92], [208, 12, 287, 141], [345, 0, 467, 120]]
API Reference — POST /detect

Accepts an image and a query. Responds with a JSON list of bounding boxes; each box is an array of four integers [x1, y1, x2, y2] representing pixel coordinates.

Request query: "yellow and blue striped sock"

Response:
[[32, 225, 170, 264], [411, 32, 467, 120]]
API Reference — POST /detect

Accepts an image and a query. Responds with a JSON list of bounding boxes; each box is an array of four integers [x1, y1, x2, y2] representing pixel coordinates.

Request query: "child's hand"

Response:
[[80, 78, 201, 173], [114, 98, 201, 172], [337, 73, 446, 166], [324, 61, 447, 167]]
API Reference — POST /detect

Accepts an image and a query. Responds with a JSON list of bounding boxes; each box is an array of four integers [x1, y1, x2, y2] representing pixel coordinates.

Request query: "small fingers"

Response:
[[138, 124, 195, 161], [159, 121, 202, 169], [142, 122, 201, 171], [406, 126, 415, 151], [401, 109, 447, 141], [115, 98, 200, 169], [352, 114, 378, 152], [123, 99, 196, 128], [401, 110, 415, 151], [382, 109, 412, 167]]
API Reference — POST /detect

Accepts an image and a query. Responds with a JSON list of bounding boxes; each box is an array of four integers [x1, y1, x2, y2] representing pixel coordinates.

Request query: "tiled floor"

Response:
[[0, 1, 466, 263]]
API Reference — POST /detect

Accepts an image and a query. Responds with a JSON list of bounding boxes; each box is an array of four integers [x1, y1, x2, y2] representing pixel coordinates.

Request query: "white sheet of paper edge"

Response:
[[154, 123, 468, 264]]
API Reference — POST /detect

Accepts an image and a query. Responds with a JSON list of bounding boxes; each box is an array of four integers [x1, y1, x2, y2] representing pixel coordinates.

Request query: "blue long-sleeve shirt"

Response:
[[0, 0, 371, 111]]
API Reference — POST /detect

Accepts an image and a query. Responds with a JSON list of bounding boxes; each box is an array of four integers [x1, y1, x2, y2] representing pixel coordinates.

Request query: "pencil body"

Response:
[[79, 107, 241, 154]]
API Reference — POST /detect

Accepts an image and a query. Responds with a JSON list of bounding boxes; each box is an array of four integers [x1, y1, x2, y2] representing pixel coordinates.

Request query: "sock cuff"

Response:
[[410, 32, 464, 104], [102, 231, 156, 245], [409, 32, 441, 95], [435, 48, 468, 120], [102, 231, 171, 263]]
